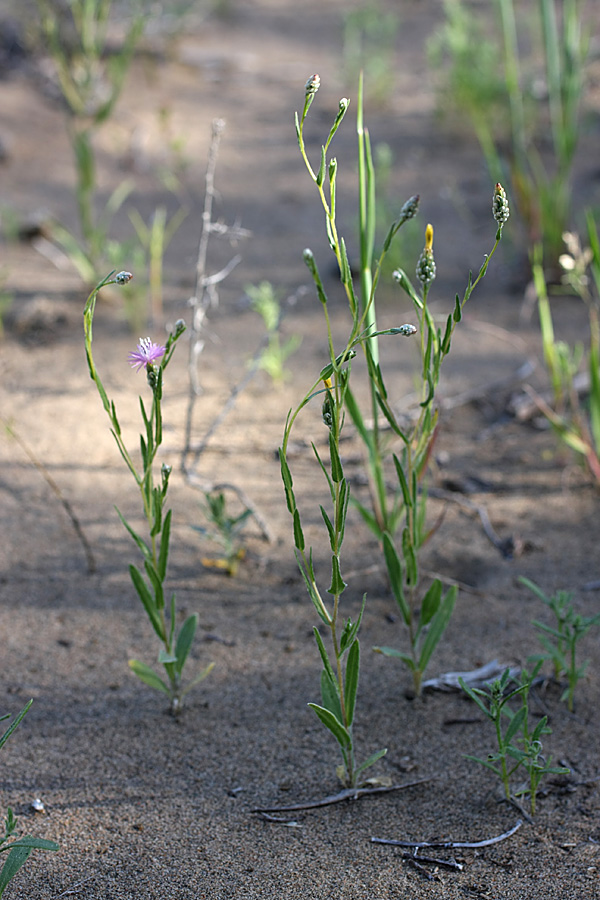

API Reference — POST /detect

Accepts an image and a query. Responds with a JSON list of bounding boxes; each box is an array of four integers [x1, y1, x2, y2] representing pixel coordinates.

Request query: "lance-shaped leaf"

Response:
[[128, 659, 170, 695], [418, 585, 457, 674], [344, 639, 360, 727], [383, 532, 410, 625], [308, 703, 351, 750], [175, 614, 198, 676], [129, 565, 164, 641]]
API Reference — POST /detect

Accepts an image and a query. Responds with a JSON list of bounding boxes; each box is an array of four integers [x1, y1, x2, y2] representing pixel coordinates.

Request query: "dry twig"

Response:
[[371, 817, 523, 850], [252, 777, 433, 813]]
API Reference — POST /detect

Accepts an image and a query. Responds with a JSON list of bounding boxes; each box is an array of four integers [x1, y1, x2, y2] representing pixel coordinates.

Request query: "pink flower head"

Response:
[[128, 337, 166, 372]]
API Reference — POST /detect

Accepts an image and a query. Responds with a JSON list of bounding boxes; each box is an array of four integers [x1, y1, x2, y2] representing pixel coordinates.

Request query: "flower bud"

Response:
[[321, 377, 334, 430], [492, 183, 510, 226], [172, 318, 186, 338], [115, 271, 133, 284], [398, 194, 420, 224], [390, 324, 417, 336], [416, 224, 436, 287], [305, 74, 320, 96]]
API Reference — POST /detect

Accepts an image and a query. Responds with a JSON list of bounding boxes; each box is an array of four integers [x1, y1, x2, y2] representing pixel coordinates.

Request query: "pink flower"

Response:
[[128, 337, 166, 371]]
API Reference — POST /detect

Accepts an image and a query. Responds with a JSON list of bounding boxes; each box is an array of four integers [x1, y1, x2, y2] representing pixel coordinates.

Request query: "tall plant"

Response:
[[35, 0, 146, 282], [281, 75, 507, 785], [84, 271, 214, 713]]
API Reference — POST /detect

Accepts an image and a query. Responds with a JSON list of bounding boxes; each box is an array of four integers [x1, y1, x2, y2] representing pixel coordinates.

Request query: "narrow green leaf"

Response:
[[375, 390, 407, 440], [311, 441, 334, 499], [128, 660, 170, 695], [441, 312, 453, 355], [1, 836, 58, 852], [345, 387, 371, 446], [320, 669, 343, 723], [336, 478, 350, 545], [340, 595, 367, 654], [419, 579, 443, 628], [344, 639, 360, 726], [355, 747, 388, 778], [505, 706, 527, 746], [392, 455, 412, 508], [297, 552, 332, 624], [279, 449, 296, 513], [418, 585, 457, 673], [158, 509, 172, 581], [308, 703, 351, 749], [115, 507, 151, 559], [180, 661, 215, 697], [316, 145, 326, 187], [383, 532, 410, 624], [129, 565, 164, 641], [320, 506, 336, 551], [329, 432, 344, 483], [0, 845, 32, 893], [328, 554, 347, 596], [0, 700, 32, 752], [401, 527, 418, 588], [144, 559, 164, 611], [293, 508, 305, 552], [453, 293, 461, 322], [351, 498, 383, 540], [313, 627, 337, 685], [174, 614, 198, 675], [373, 646, 416, 669]]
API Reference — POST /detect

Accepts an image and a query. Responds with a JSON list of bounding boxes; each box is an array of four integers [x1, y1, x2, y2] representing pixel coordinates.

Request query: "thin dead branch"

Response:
[[371, 818, 523, 849], [252, 777, 434, 814]]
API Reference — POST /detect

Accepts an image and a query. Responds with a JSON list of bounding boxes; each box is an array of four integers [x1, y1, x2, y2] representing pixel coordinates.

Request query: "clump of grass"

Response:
[[429, 0, 589, 271], [529, 212, 600, 482]]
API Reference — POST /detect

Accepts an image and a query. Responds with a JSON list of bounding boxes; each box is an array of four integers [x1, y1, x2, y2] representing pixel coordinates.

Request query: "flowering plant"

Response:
[[84, 271, 214, 714], [282, 75, 508, 792]]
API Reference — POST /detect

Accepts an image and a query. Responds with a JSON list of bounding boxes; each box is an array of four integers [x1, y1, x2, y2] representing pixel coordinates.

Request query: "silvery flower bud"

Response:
[[305, 74, 320, 96], [115, 271, 133, 284], [399, 194, 420, 224], [492, 183, 510, 226], [390, 324, 418, 336]]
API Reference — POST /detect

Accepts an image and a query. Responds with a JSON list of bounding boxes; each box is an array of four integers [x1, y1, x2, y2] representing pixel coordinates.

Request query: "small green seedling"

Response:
[[193, 490, 253, 577], [0, 701, 58, 897], [246, 281, 301, 384], [460, 665, 569, 815], [520, 576, 600, 711]]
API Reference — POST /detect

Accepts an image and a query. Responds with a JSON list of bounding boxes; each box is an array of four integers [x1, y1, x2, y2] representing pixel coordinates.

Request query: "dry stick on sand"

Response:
[[372, 819, 523, 878], [179, 118, 272, 541], [1, 415, 96, 573], [252, 777, 434, 813]]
